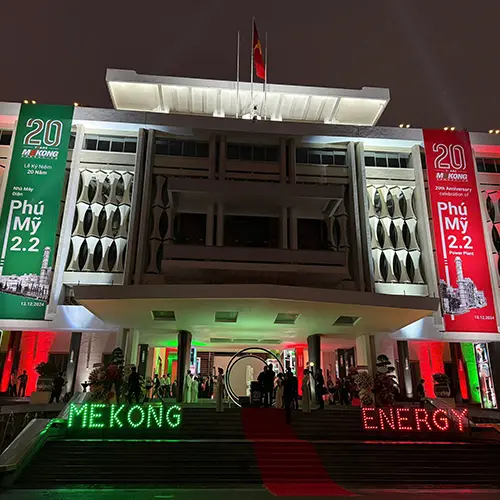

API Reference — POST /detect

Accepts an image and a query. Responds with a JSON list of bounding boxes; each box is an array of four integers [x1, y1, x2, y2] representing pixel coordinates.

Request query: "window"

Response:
[[295, 148, 346, 166], [224, 215, 279, 248], [84, 135, 137, 153], [476, 157, 500, 173], [297, 218, 330, 250], [175, 213, 207, 245], [155, 138, 209, 158], [0, 130, 13, 146], [364, 151, 410, 168], [226, 144, 280, 162], [68, 133, 76, 150]]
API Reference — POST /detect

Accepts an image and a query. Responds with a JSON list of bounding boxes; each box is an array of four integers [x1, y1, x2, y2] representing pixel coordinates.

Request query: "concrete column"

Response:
[[289, 207, 298, 250], [307, 334, 321, 375], [115, 328, 129, 352], [450, 342, 463, 403], [216, 203, 224, 247], [397, 340, 413, 399], [280, 206, 288, 249], [288, 138, 296, 184], [146, 347, 155, 379], [65, 332, 82, 394], [176, 330, 193, 403], [356, 334, 377, 376], [125, 329, 140, 366], [279, 139, 287, 183], [137, 344, 149, 378], [206, 203, 215, 246]]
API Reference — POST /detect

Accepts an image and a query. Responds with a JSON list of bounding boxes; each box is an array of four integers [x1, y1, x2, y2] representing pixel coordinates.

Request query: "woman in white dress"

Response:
[[215, 367, 224, 412], [275, 373, 284, 409], [301, 369, 312, 413], [184, 371, 192, 403], [191, 376, 199, 403]]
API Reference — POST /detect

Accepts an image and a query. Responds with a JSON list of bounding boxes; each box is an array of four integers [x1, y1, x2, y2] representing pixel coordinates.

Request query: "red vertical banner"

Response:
[[295, 347, 304, 396], [424, 130, 498, 333]]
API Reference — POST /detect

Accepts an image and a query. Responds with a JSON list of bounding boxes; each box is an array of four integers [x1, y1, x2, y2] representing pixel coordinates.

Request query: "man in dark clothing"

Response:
[[127, 366, 141, 403], [315, 368, 325, 410], [265, 364, 275, 407], [17, 370, 28, 398], [50, 372, 65, 403], [340, 378, 350, 405], [257, 366, 268, 407], [416, 379, 426, 408]]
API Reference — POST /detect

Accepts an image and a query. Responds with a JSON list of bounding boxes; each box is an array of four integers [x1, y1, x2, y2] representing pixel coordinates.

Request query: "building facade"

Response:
[[0, 69, 499, 406]]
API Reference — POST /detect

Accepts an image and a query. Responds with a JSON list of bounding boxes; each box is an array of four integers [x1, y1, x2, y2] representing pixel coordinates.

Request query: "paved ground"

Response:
[[2, 488, 500, 500]]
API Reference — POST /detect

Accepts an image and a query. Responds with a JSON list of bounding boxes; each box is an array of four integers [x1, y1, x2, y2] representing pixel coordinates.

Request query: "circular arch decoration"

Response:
[[224, 347, 285, 407]]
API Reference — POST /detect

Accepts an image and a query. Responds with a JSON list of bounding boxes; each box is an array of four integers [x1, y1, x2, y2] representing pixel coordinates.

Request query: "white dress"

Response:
[[191, 379, 199, 403], [275, 380, 284, 409], [184, 375, 192, 403], [302, 378, 311, 413]]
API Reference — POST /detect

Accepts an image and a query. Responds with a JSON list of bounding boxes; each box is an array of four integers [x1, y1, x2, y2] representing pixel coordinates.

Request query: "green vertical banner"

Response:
[[0, 104, 74, 320]]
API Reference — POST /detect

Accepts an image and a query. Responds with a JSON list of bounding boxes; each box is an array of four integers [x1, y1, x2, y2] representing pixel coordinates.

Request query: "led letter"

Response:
[[414, 408, 432, 431], [166, 405, 182, 428], [68, 403, 89, 428], [127, 405, 146, 428], [432, 409, 450, 431], [147, 405, 163, 428], [361, 408, 378, 430], [450, 408, 468, 432], [89, 404, 106, 428], [378, 408, 396, 430], [110, 404, 125, 428], [396, 408, 412, 431]]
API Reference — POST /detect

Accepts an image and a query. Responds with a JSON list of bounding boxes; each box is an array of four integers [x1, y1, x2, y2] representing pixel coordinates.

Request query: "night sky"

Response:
[[1, 0, 498, 131]]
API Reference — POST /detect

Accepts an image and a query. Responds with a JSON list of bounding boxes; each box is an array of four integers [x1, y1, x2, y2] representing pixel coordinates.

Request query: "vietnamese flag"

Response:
[[253, 21, 265, 80]]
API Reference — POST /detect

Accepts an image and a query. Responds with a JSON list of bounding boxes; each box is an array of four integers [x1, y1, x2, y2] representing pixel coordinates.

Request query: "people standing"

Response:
[[8, 371, 17, 397], [416, 378, 426, 408], [192, 376, 199, 404], [127, 366, 141, 404], [301, 369, 312, 413], [275, 373, 284, 409], [257, 366, 268, 407], [315, 368, 325, 410], [216, 367, 224, 412], [165, 373, 172, 398], [152, 374, 162, 400], [340, 377, 350, 405], [284, 371, 296, 423], [184, 371, 193, 403], [266, 364, 275, 407], [49, 372, 65, 403], [17, 370, 28, 398]]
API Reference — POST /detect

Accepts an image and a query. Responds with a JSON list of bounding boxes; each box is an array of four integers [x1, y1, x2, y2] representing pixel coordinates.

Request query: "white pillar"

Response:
[[125, 329, 140, 366], [356, 334, 377, 375]]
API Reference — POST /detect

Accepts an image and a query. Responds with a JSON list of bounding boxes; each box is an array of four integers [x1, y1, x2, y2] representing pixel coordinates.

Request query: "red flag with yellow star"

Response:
[[253, 21, 265, 80]]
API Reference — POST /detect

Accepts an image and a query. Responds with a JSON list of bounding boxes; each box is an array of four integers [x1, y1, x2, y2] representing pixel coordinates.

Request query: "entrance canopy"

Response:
[[75, 284, 438, 349]]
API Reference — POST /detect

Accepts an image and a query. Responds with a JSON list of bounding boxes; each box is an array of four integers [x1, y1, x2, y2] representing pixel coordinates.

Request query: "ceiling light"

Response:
[[23, 100, 29, 104], [496, 130, 500, 135], [489, 130, 494, 134], [31, 100, 36, 104], [450, 127, 456, 131], [74, 102, 80, 107], [444, 127, 449, 131], [406, 124, 410, 128], [399, 124, 404, 128]]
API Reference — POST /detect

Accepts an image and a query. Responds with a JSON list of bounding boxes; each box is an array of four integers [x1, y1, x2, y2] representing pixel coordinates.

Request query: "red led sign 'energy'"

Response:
[[361, 407, 468, 432]]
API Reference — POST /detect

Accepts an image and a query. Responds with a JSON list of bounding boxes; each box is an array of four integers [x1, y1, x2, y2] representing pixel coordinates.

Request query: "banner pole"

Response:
[[264, 31, 268, 120], [251, 17, 254, 117]]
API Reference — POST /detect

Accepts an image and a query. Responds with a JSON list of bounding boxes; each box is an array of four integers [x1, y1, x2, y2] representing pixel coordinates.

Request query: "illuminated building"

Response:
[[0, 69, 499, 407]]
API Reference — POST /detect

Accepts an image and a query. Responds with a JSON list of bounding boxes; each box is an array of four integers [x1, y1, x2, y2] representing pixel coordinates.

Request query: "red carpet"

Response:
[[242, 408, 353, 496]]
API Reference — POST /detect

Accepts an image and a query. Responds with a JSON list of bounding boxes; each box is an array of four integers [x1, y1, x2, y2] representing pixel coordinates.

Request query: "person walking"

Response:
[[127, 366, 141, 403], [275, 373, 284, 409], [416, 378, 426, 408], [266, 364, 276, 407], [215, 367, 225, 412], [17, 370, 28, 398], [165, 373, 172, 398], [284, 371, 295, 424], [49, 372, 65, 403], [192, 376, 199, 404], [315, 368, 325, 410], [340, 377, 350, 405], [302, 369, 312, 413], [257, 366, 268, 407], [184, 371, 193, 403], [152, 374, 163, 401]]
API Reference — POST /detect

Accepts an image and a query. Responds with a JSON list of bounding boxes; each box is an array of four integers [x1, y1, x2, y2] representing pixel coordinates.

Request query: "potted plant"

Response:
[[373, 354, 399, 406], [433, 373, 451, 398], [355, 371, 374, 407], [32, 361, 58, 404]]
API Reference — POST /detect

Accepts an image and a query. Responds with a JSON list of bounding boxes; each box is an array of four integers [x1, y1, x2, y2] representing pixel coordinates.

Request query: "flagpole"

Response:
[[251, 17, 254, 116], [236, 30, 240, 119], [264, 31, 268, 121]]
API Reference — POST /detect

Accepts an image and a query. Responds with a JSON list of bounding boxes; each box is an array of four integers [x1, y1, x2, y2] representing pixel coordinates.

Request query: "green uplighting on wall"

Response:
[[67, 404, 182, 430], [461, 343, 481, 404]]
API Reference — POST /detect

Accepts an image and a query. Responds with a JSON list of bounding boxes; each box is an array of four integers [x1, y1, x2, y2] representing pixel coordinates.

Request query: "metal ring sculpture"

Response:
[[224, 347, 285, 407]]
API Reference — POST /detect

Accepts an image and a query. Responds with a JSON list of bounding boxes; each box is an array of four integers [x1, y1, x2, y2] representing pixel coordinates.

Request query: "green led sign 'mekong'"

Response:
[[68, 404, 182, 430]]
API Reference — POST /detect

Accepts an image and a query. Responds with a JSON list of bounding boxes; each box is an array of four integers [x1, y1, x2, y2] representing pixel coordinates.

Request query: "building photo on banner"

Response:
[[1, 68, 500, 416]]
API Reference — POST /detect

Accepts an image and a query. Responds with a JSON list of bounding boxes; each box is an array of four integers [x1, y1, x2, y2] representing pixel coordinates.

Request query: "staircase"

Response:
[[13, 405, 500, 490]]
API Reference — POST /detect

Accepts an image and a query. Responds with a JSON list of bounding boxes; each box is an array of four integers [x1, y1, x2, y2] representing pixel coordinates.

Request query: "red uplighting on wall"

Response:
[[17, 331, 56, 396], [361, 407, 467, 433], [458, 359, 469, 401], [295, 347, 304, 396], [417, 342, 445, 398], [0, 348, 14, 392]]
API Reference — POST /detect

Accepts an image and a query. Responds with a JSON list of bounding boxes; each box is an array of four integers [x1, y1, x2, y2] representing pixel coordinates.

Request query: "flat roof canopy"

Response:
[[75, 284, 438, 349], [106, 69, 390, 126]]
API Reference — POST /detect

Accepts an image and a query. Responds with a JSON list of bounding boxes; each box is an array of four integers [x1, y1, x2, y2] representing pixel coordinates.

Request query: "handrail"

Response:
[[427, 398, 475, 432]]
